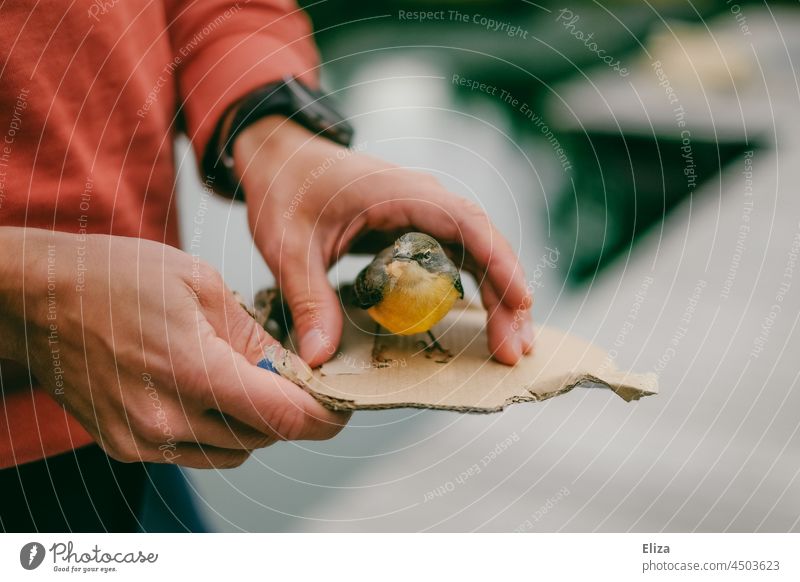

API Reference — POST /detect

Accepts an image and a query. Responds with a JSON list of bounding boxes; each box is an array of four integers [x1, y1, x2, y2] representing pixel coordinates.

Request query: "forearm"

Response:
[[164, 0, 319, 176]]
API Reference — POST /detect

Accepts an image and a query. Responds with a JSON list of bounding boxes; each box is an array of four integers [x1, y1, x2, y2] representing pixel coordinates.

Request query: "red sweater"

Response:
[[0, 0, 318, 468]]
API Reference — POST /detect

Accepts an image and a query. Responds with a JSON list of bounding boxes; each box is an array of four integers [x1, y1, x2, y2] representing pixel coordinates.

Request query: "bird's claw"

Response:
[[371, 343, 395, 368], [415, 339, 453, 364]]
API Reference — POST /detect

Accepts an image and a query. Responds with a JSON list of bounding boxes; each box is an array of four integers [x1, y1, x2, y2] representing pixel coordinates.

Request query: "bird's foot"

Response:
[[416, 334, 453, 364], [371, 343, 396, 368]]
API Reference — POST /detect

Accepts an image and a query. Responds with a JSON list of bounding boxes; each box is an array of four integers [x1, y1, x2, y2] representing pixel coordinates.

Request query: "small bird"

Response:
[[354, 232, 463, 357]]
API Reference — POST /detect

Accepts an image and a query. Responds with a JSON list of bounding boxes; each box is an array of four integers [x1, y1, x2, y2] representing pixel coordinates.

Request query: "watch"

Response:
[[204, 75, 354, 198]]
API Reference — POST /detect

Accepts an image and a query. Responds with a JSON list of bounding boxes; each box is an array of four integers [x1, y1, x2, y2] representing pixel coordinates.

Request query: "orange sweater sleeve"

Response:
[[163, 0, 320, 163]]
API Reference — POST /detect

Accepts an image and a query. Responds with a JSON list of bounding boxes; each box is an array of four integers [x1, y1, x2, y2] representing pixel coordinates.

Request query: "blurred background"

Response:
[[172, 0, 800, 531]]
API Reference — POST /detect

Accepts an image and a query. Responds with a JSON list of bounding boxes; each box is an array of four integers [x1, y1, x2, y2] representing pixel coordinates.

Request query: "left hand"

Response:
[[233, 116, 534, 368]]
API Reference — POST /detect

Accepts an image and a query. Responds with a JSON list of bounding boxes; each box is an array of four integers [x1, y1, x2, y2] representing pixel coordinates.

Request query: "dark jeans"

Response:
[[0, 445, 206, 532]]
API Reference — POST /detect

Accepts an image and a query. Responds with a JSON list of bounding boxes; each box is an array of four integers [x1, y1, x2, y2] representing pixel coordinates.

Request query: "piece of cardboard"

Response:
[[248, 289, 658, 413]]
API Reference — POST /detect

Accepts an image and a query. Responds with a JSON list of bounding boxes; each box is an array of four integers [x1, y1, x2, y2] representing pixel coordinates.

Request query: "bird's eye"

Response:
[[415, 249, 432, 262]]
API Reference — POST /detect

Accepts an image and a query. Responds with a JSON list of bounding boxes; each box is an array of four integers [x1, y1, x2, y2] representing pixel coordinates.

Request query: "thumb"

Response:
[[277, 246, 342, 368], [200, 278, 280, 365]]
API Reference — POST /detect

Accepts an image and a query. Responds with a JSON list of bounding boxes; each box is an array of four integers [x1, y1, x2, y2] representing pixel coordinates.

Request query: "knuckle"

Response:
[[460, 199, 488, 221], [229, 313, 268, 362], [129, 402, 172, 444], [276, 236, 310, 266], [215, 451, 250, 469], [137, 417, 168, 443], [316, 415, 348, 441], [270, 404, 306, 441], [286, 294, 321, 336], [418, 172, 442, 189], [196, 260, 223, 291], [185, 375, 214, 410], [288, 293, 313, 317], [187, 348, 225, 405], [192, 341, 246, 405], [103, 434, 144, 463], [260, 238, 284, 265], [242, 433, 275, 449]]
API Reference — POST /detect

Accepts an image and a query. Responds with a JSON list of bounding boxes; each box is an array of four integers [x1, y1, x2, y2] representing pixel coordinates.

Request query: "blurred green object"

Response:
[[300, 0, 765, 284], [551, 131, 753, 283], [301, 0, 719, 100]]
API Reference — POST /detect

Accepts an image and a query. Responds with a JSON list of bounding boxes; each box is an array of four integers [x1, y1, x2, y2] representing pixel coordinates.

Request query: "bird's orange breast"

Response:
[[367, 262, 460, 335]]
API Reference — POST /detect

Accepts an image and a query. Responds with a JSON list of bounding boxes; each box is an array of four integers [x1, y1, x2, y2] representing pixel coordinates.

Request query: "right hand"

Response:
[[234, 117, 534, 368], [0, 228, 348, 468]]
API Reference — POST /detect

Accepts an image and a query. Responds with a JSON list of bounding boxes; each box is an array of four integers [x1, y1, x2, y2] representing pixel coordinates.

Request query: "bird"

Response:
[[354, 232, 463, 359]]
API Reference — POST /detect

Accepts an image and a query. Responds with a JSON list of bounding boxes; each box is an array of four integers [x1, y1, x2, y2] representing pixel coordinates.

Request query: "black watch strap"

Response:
[[203, 75, 354, 198]]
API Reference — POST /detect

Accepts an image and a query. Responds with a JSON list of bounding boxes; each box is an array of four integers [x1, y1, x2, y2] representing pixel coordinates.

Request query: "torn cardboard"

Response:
[[247, 289, 658, 413]]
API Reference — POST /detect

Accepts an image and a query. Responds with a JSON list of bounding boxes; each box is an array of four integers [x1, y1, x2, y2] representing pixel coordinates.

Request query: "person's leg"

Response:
[[0, 445, 147, 532], [0, 445, 207, 532], [138, 462, 207, 533]]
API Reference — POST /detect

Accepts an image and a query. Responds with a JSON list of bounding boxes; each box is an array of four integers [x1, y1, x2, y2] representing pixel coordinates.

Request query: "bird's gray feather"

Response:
[[426, 246, 463, 299], [354, 247, 392, 309]]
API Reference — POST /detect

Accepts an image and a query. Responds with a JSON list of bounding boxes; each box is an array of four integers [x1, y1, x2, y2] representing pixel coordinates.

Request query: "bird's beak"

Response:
[[392, 252, 412, 262]]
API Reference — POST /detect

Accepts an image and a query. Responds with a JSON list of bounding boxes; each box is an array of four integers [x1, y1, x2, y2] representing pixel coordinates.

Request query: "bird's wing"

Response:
[[353, 247, 392, 309], [453, 272, 464, 299], [441, 256, 464, 299]]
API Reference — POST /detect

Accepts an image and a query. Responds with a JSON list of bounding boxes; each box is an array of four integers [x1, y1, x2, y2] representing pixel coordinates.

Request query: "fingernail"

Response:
[[521, 319, 534, 352], [301, 329, 333, 367], [523, 290, 534, 309], [512, 335, 524, 361]]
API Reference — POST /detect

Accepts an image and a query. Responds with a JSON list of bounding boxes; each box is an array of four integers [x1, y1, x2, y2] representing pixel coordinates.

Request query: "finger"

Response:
[[183, 279, 350, 442], [171, 409, 279, 450], [197, 272, 280, 364], [98, 429, 252, 469], [202, 337, 350, 441], [431, 196, 531, 312], [457, 249, 533, 358], [120, 392, 278, 452], [346, 229, 404, 255], [275, 236, 342, 367], [150, 444, 252, 470], [481, 282, 534, 365]]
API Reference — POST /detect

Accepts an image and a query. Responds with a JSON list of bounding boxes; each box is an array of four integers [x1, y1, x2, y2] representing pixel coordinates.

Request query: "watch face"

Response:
[[285, 76, 354, 143]]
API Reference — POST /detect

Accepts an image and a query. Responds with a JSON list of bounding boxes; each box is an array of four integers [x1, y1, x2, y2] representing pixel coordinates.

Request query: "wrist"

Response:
[[232, 115, 318, 181], [233, 115, 290, 177], [0, 227, 51, 362], [208, 77, 353, 199], [234, 116, 348, 217]]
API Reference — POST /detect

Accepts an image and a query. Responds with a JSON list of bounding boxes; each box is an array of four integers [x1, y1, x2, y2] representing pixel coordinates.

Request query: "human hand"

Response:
[[234, 117, 534, 368], [0, 228, 348, 468]]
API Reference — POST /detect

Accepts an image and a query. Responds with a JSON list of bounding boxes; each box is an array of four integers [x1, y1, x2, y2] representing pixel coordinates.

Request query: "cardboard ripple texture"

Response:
[[247, 288, 658, 413]]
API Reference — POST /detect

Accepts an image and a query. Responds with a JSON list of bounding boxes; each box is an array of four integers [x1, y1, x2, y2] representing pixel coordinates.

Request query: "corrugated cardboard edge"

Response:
[[304, 370, 659, 413], [241, 287, 659, 413]]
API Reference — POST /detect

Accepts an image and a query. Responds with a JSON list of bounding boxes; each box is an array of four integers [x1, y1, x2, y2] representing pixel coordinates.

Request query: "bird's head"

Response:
[[391, 232, 448, 272]]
